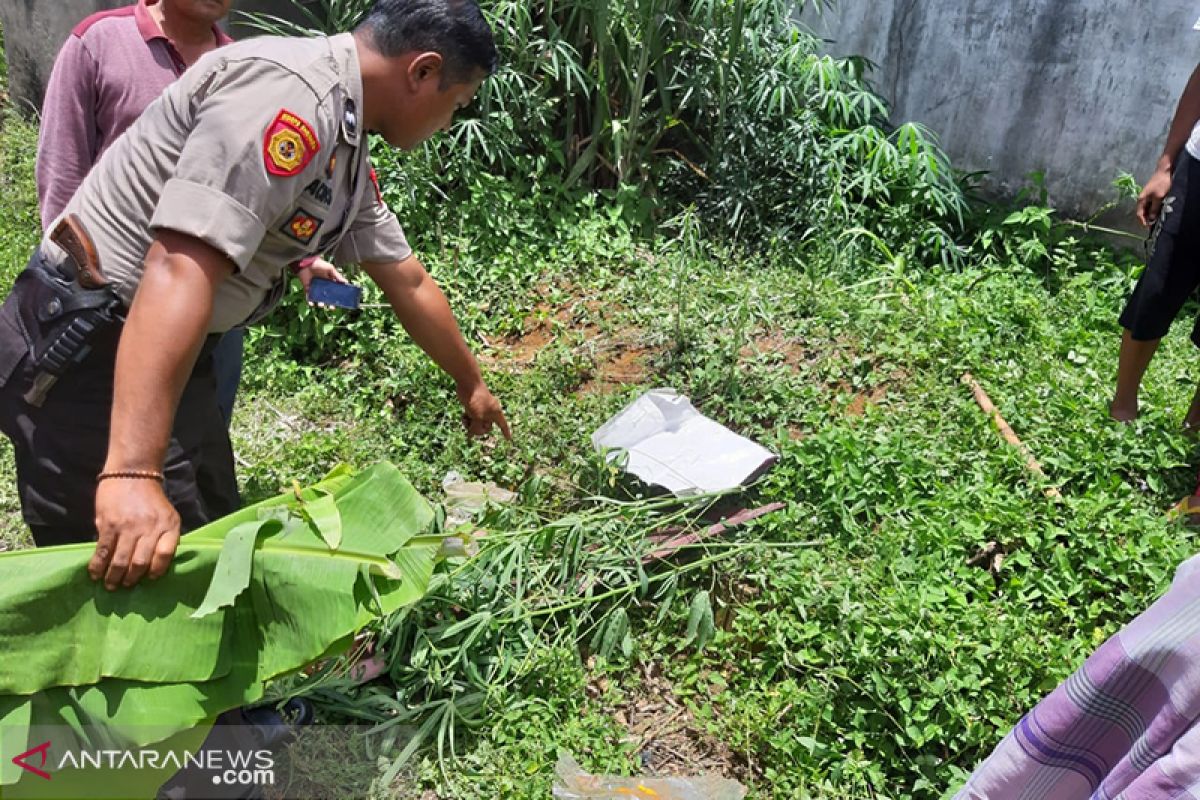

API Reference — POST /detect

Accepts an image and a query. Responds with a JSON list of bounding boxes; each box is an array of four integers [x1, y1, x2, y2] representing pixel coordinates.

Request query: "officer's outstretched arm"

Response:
[[362, 255, 511, 440], [89, 231, 234, 590]]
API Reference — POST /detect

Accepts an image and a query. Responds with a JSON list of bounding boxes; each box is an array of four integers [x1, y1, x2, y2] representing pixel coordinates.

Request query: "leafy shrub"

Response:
[[242, 0, 966, 254]]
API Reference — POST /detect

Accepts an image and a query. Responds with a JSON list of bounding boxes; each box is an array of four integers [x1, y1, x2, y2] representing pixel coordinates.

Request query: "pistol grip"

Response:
[[23, 373, 57, 408]]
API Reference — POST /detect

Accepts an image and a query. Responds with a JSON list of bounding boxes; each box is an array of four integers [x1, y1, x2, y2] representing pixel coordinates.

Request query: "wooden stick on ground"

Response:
[[962, 372, 1062, 500]]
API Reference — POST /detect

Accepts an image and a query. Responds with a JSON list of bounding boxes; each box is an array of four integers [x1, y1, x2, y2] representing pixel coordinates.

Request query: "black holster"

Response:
[[10, 250, 125, 406]]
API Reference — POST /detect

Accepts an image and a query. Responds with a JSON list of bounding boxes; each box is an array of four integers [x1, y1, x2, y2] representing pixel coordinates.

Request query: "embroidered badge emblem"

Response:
[[281, 210, 322, 244], [264, 110, 320, 177]]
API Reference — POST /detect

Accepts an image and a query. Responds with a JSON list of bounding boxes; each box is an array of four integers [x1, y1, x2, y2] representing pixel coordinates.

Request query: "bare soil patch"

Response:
[[844, 384, 890, 417], [830, 365, 910, 418], [739, 333, 815, 370], [590, 661, 755, 783], [577, 344, 655, 396], [481, 297, 605, 368], [477, 292, 666, 395]]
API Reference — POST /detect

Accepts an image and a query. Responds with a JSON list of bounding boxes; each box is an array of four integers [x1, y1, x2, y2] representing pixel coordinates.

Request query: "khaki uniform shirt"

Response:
[[49, 32, 411, 332]]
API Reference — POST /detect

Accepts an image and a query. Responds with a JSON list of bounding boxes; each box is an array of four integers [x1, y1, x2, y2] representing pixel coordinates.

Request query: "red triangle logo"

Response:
[[12, 740, 51, 780]]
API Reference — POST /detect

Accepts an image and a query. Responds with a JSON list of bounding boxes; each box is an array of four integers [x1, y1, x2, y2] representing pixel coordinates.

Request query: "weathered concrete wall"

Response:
[[804, 1, 1199, 219], [0, 0, 304, 113]]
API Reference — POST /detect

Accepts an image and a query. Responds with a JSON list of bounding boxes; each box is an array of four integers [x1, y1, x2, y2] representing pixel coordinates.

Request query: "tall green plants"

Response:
[[242, 0, 966, 254]]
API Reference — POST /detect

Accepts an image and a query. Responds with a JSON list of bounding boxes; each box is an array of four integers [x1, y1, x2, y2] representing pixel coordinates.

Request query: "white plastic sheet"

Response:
[[591, 388, 776, 496]]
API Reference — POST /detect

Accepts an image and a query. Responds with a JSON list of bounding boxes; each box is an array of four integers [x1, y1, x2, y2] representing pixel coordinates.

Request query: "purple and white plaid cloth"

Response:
[[955, 554, 1200, 799]]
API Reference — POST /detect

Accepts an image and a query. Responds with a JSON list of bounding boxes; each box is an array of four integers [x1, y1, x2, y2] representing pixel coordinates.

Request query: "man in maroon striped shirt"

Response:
[[38, 1, 244, 425], [36, 0, 343, 426], [37, 1, 235, 229]]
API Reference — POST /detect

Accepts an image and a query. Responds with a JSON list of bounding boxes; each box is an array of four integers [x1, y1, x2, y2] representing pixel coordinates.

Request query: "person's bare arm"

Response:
[[1139, 63, 1200, 226], [362, 255, 510, 439], [89, 230, 233, 590]]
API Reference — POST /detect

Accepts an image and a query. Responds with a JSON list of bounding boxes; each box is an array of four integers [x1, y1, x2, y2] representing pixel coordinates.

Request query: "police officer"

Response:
[[0, 0, 509, 590]]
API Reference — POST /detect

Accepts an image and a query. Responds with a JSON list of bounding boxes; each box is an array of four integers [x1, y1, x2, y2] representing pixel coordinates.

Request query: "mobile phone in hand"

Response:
[[307, 277, 362, 310]]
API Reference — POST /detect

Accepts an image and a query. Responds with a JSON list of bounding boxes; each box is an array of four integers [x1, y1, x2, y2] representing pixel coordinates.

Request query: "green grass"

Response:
[[189, 219, 1200, 798], [1, 78, 1197, 800]]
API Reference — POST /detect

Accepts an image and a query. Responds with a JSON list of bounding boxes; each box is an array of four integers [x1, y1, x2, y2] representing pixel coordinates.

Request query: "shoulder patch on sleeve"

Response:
[[281, 210, 323, 244], [263, 109, 320, 177], [278, 209, 321, 244]]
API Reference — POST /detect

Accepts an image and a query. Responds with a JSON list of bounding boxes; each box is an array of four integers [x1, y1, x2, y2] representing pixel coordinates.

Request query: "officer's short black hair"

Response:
[[357, 0, 498, 84]]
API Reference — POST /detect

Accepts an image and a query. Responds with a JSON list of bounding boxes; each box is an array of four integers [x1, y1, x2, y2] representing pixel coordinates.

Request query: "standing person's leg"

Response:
[[1112, 331, 1160, 421], [1113, 154, 1200, 422], [211, 327, 245, 428], [1186, 316, 1200, 432], [1180, 308, 1200, 432]]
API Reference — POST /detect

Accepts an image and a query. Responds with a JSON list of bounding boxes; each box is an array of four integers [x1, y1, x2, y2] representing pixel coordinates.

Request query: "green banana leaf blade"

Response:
[[0, 462, 439, 790], [189, 519, 272, 620], [301, 489, 343, 550]]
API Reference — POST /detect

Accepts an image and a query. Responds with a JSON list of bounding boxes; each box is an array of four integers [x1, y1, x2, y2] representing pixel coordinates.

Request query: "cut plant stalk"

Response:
[[305, 487, 817, 779]]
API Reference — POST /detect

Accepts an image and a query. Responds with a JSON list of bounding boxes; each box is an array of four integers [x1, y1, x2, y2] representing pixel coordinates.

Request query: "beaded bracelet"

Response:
[[96, 470, 165, 483]]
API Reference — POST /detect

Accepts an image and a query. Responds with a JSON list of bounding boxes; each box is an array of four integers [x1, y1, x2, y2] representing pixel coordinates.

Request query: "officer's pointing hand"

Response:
[[457, 381, 511, 440], [91, 479, 181, 590]]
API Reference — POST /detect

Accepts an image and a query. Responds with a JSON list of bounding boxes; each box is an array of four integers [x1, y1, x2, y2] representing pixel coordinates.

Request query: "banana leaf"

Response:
[[0, 462, 439, 794]]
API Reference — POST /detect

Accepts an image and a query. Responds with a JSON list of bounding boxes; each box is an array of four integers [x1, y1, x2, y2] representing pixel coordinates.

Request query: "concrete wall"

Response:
[[0, 0, 303, 113], [803, 1, 1200, 220]]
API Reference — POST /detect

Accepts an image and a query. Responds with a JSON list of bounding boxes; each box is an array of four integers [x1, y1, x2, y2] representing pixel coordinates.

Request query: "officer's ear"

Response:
[[407, 52, 445, 90]]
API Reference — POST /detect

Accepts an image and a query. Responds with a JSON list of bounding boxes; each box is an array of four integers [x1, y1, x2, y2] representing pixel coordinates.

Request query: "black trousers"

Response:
[[1120, 153, 1200, 347], [0, 253, 239, 545]]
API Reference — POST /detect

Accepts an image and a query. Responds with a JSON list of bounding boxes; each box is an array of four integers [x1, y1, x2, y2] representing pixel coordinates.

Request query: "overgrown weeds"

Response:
[[0, 103, 38, 291], [243, 0, 965, 252]]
